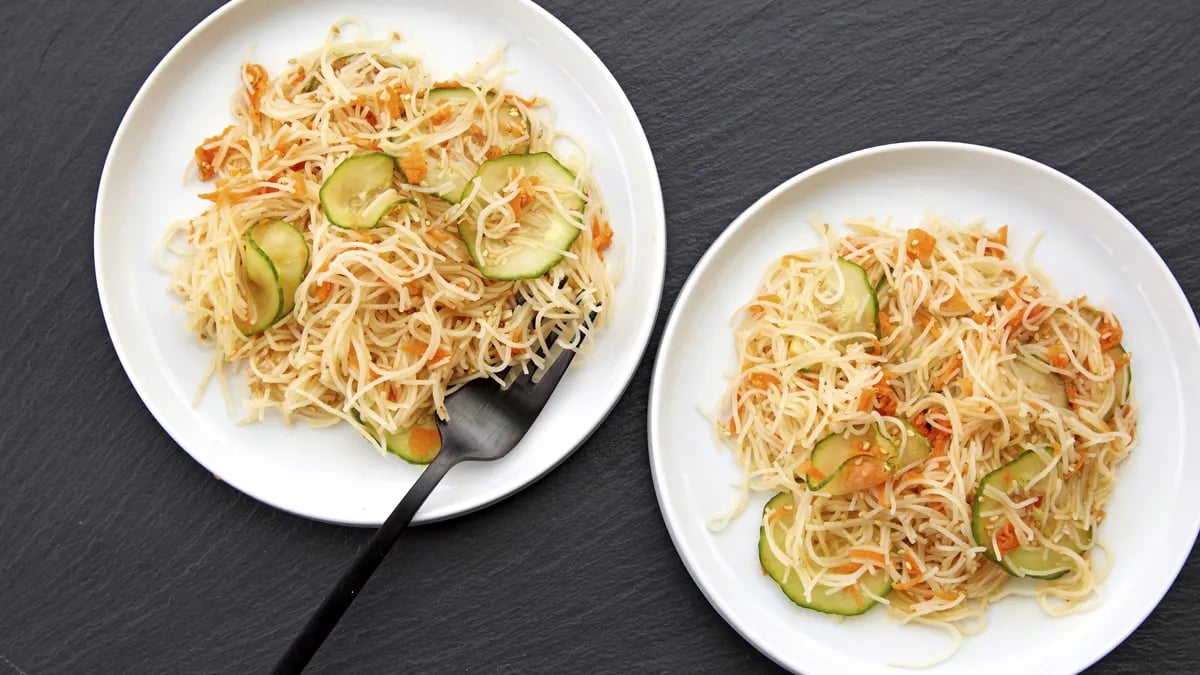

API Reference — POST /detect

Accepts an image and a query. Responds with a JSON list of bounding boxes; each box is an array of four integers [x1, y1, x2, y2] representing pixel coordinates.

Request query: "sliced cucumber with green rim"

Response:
[[233, 237, 283, 336], [457, 152, 584, 280], [827, 258, 879, 336], [246, 219, 309, 320], [1011, 357, 1068, 408], [971, 450, 1091, 579], [354, 410, 443, 464], [1097, 345, 1131, 421], [320, 153, 414, 229], [806, 427, 898, 494], [759, 492, 892, 615]]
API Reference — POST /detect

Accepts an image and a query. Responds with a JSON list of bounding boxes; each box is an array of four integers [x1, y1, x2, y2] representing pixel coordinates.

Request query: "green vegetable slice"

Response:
[[233, 237, 283, 336], [970, 450, 1092, 579], [319, 153, 414, 229], [354, 410, 443, 464], [759, 492, 893, 615], [246, 219, 309, 320], [828, 257, 879, 336], [1097, 345, 1131, 421], [457, 152, 584, 280], [1010, 356, 1068, 408], [806, 427, 898, 494]]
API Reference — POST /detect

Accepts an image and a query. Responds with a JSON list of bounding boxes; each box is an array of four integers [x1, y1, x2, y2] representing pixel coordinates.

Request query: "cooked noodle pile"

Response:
[[160, 24, 613, 446], [715, 216, 1135, 641]]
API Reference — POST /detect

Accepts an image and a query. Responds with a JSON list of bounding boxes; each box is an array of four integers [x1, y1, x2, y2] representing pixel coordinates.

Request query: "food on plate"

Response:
[[161, 25, 614, 463], [714, 216, 1135, 634]]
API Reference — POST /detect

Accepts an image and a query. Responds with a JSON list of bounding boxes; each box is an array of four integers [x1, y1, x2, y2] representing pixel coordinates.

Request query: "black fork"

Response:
[[272, 346, 578, 674]]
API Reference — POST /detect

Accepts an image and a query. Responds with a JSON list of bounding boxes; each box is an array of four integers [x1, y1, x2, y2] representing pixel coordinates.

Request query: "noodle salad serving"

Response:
[[159, 24, 614, 464], [713, 216, 1135, 642]]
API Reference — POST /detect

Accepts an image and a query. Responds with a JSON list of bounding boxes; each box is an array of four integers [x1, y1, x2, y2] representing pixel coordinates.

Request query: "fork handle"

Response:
[[272, 451, 457, 675]]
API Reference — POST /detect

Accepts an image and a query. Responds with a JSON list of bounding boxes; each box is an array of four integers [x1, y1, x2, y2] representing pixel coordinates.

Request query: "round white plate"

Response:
[[649, 142, 1200, 674], [95, 0, 664, 526]]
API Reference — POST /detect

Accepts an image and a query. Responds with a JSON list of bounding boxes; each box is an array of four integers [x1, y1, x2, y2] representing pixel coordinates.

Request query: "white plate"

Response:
[[94, 0, 664, 526], [649, 142, 1200, 674]]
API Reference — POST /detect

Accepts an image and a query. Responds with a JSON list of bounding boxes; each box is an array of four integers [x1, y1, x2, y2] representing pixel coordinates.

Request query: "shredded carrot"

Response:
[[798, 461, 826, 483], [1064, 446, 1088, 479], [934, 354, 962, 390], [747, 372, 780, 389], [193, 126, 234, 181], [408, 425, 442, 460], [856, 388, 875, 412], [399, 149, 428, 184], [892, 578, 924, 591], [904, 550, 924, 576], [590, 216, 614, 255], [930, 432, 949, 458], [766, 505, 793, 524], [878, 311, 893, 335], [875, 482, 889, 508], [833, 563, 863, 574], [727, 416, 738, 434], [427, 228, 450, 242], [313, 281, 333, 302], [904, 470, 924, 482], [849, 549, 887, 565], [433, 79, 463, 88], [931, 589, 960, 602], [983, 225, 1008, 257], [972, 311, 988, 325], [1047, 345, 1070, 369], [994, 522, 1021, 558], [1094, 509, 1107, 523], [242, 63, 270, 126], [905, 228, 936, 263], [1098, 315, 1123, 352], [429, 103, 453, 125]]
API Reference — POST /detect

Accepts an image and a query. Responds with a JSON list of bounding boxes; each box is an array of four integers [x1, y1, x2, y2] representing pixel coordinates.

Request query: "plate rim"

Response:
[[94, 0, 665, 526], [647, 140, 1200, 673]]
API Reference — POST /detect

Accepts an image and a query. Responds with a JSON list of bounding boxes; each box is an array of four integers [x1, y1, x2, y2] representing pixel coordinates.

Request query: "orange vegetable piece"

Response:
[[399, 149, 428, 184], [905, 228, 936, 263]]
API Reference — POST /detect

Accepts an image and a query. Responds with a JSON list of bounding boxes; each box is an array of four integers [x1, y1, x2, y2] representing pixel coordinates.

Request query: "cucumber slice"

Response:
[[354, 410, 443, 464], [246, 220, 309, 320], [400, 88, 533, 203], [1097, 346, 1131, 421], [970, 450, 1091, 579], [828, 258, 879, 336], [1011, 357, 1068, 408], [319, 153, 414, 229], [759, 492, 892, 615], [457, 152, 584, 280], [806, 427, 898, 494], [233, 237, 283, 336]]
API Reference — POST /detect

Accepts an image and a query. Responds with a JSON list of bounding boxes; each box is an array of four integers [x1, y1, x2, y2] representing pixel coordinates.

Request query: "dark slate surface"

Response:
[[2, 0, 1199, 672]]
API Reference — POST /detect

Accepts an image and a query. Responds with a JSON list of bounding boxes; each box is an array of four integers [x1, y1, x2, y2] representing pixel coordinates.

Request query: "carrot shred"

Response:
[[313, 281, 333, 302], [242, 63, 269, 126], [747, 372, 780, 389], [427, 228, 450, 242], [905, 228, 936, 263], [589, 216, 615, 256], [833, 562, 862, 574], [994, 522, 1021, 558], [892, 578, 924, 591], [934, 354, 963, 390], [429, 103, 453, 126], [1064, 446, 1088, 479], [903, 550, 924, 576], [766, 505, 793, 524], [1098, 315, 1124, 352], [399, 149, 428, 184], [848, 549, 887, 565], [798, 461, 826, 483], [878, 312, 893, 335]]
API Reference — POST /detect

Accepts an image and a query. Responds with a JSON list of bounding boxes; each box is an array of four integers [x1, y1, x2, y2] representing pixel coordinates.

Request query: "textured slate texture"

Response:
[[2, 0, 1199, 673]]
